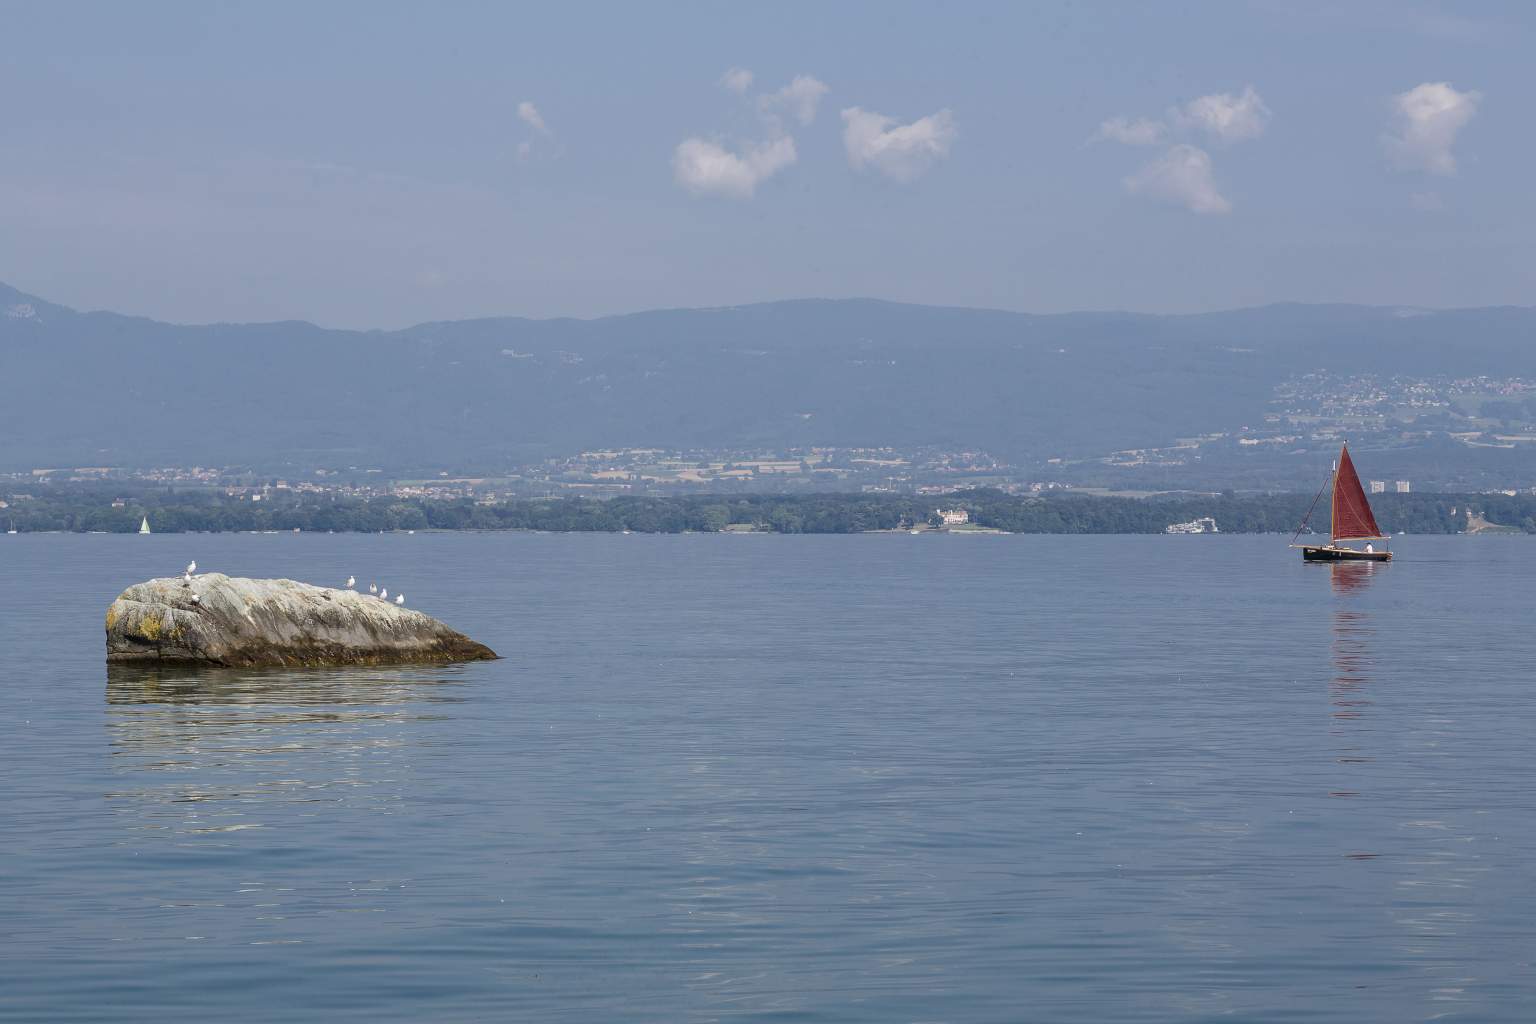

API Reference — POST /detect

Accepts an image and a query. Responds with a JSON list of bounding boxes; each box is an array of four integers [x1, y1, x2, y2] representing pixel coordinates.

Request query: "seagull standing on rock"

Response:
[[346, 576, 356, 589], [369, 583, 377, 595], [187, 561, 197, 575], [379, 588, 389, 601], [395, 593, 405, 605]]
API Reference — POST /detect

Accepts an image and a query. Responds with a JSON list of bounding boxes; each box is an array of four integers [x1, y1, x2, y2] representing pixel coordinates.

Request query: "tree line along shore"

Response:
[[2, 488, 1524, 535]]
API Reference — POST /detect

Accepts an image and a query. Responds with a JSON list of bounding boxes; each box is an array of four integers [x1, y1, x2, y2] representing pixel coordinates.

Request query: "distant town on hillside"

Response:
[[8, 281, 1536, 491], [10, 369, 1536, 501]]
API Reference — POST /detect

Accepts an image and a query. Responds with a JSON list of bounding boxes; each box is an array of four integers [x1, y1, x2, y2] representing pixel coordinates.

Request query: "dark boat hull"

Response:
[[1301, 545, 1392, 562]]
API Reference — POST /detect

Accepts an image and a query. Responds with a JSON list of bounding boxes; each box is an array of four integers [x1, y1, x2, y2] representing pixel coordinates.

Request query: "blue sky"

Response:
[[1, 1, 1531, 327]]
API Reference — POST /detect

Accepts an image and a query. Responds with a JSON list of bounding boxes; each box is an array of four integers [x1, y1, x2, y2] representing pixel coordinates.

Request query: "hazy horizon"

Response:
[[7, 275, 1535, 333]]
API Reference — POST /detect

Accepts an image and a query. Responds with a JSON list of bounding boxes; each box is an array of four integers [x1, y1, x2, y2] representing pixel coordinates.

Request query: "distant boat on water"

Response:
[[1291, 442, 1392, 562], [139, 516, 151, 535], [6, 519, 16, 535]]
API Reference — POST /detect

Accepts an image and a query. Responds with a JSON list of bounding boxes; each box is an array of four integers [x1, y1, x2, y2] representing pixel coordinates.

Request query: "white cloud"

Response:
[[1099, 86, 1269, 149], [672, 136, 797, 199], [840, 107, 957, 182], [1123, 144, 1231, 214], [759, 75, 830, 126], [673, 73, 828, 198], [1098, 87, 1265, 213], [1171, 86, 1270, 144], [720, 67, 754, 95], [516, 101, 549, 135], [1096, 116, 1166, 146], [1384, 81, 1480, 175]]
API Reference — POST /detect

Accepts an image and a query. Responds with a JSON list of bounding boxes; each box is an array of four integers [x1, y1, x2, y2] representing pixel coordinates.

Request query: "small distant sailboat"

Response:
[[1292, 442, 1392, 562], [139, 516, 151, 535], [6, 519, 16, 535]]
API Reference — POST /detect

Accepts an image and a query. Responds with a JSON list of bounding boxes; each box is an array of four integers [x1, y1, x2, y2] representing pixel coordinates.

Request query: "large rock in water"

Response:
[[105, 574, 497, 667]]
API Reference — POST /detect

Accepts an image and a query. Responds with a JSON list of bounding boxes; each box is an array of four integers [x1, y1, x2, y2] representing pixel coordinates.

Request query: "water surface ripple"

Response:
[[2, 534, 1533, 1021]]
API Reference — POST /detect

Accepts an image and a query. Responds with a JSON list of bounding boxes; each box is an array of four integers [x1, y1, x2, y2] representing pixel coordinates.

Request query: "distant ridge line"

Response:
[[2, 278, 1532, 334]]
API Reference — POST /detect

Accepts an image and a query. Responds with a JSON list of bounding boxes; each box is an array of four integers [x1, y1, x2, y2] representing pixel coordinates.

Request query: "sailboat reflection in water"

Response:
[[1328, 560, 1377, 816], [1329, 561, 1376, 717], [1292, 442, 1393, 562]]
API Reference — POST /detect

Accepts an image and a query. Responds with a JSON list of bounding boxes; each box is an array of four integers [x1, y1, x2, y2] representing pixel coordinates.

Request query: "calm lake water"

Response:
[[3, 532, 1535, 1022]]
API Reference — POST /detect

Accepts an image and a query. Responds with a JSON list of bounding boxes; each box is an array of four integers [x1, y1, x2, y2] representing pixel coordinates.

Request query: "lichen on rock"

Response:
[[105, 573, 497, 667]]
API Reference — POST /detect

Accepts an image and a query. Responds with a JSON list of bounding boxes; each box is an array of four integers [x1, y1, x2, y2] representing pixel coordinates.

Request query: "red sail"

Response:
[[1332, 444, 1384, 541]]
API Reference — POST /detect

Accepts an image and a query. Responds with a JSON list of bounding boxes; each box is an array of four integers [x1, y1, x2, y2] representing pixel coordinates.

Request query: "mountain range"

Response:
[[4, 280, 1536, 485]]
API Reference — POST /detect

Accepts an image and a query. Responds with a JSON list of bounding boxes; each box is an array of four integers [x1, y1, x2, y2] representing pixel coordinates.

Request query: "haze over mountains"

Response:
[[4, 279, 1536, 487]]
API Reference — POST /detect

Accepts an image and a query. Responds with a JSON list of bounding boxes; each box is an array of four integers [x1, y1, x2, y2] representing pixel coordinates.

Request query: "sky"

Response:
[[1, 0, 1532, 328]]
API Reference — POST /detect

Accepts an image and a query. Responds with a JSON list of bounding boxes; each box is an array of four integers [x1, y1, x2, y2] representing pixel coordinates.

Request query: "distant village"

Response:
[[8, 373, 1536, 513], [0, 446, 1084, 508]]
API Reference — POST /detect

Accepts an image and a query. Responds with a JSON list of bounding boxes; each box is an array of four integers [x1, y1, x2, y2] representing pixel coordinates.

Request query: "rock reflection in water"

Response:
[[104, 664, 466, 839]]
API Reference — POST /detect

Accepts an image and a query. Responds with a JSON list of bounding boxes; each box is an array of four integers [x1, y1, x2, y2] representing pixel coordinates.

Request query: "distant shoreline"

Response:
[[3, 527, 1518, 538], [2, 489, 1523, 536]]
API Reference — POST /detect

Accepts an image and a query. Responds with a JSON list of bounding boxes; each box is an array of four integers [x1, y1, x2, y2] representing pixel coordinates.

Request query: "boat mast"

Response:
[[1330, 444, 1341, 544]]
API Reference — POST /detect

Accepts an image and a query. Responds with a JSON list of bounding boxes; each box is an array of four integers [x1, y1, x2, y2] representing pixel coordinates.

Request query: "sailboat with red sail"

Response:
[[1292, 442, 1392, 562]]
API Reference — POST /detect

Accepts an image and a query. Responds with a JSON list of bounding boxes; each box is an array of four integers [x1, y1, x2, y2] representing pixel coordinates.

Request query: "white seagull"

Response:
[[191, 593, 201, 605], [379, 587, 389, 601], [368, 583, 378, 594], [394, 593, 405, 605], [186, 560, 197, 575], [346, 576, 356, 589]]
